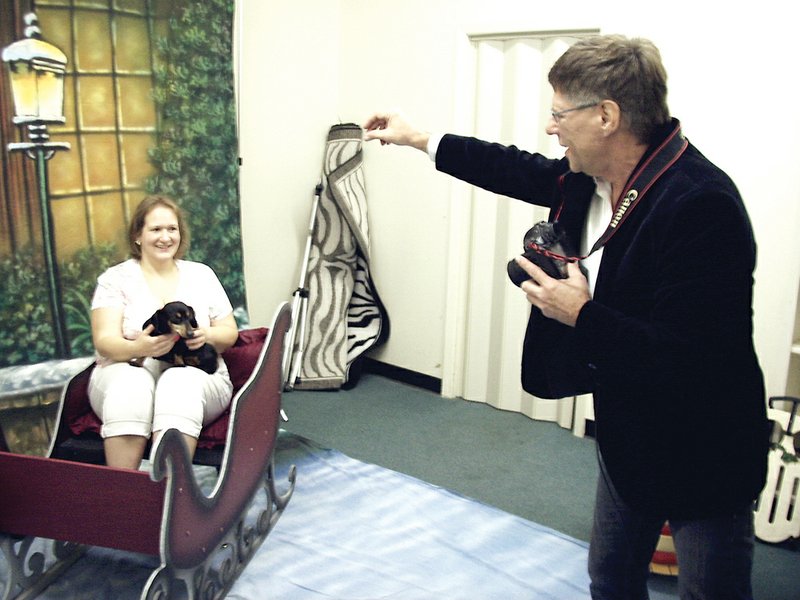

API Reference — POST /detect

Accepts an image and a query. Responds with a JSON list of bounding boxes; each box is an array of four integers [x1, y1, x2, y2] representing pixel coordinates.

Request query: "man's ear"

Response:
[[599, 99, 621, 134]]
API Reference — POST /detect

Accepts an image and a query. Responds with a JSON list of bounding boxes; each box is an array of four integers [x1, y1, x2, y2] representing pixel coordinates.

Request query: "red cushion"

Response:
[[66, 327, 270, 449], [64, 366, 100, 437], [199, 327, 269, 447], [222, 327, 269, 392]]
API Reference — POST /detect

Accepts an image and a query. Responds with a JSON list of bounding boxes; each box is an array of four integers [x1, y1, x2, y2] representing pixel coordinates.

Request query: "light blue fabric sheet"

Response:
[[231, 434, 591, 599], [2, 433, 594, 599]]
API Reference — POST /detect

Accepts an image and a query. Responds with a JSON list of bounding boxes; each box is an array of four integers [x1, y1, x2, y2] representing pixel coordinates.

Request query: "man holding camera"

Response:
[[363, 34, 768, 600]]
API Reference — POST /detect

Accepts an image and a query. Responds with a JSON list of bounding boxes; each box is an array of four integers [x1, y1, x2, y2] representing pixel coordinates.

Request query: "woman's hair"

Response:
[[128, 194, 190, 259], [548, 35, 670, 143]]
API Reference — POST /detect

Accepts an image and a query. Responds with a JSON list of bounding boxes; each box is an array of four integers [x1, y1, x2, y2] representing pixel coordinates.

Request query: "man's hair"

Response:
[[548, 35, 670, 143], [128, 194, 190, 259]]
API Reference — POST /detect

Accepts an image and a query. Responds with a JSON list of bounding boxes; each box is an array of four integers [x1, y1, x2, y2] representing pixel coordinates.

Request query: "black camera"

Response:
[[507, 221, 573, 286]]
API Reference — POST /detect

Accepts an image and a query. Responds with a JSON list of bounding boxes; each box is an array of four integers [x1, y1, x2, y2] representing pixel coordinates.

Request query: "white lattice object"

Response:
[[754, 404, 800, 543]]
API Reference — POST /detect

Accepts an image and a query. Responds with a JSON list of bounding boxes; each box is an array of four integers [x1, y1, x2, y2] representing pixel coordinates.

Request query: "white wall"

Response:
[[237, 0, 342, 328], [239, 0, 800, 398]]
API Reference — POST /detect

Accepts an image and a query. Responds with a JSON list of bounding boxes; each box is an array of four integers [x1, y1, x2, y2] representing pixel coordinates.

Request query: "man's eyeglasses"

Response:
[[550, 102, 599, 123]]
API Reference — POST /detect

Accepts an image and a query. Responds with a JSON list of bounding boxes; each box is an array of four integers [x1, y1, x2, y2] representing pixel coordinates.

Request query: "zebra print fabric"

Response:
[[292, 124, 389, 389]]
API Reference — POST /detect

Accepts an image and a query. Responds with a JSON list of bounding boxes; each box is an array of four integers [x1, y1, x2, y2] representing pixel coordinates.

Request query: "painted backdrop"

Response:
[[0, 0, 244, 367]]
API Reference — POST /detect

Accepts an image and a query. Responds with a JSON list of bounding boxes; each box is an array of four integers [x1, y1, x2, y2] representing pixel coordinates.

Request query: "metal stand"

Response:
[[282, 182, 323, 391]]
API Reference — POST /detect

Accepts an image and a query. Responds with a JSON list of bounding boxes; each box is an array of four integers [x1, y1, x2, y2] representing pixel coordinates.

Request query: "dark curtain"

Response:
[[0, 0, 38, 258]]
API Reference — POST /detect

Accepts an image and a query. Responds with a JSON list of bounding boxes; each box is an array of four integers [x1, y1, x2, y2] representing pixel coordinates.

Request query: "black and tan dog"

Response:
[[142, 301, 219, 374]]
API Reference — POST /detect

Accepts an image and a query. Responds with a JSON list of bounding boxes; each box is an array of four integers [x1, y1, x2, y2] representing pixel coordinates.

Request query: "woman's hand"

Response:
[[136, 323, 179, 357], [183, 326, 209, 351], [92, 308, 178, 363]]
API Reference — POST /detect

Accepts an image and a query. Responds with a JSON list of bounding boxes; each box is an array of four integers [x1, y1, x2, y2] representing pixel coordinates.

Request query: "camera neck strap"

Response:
[[556, 121, 688, 260]]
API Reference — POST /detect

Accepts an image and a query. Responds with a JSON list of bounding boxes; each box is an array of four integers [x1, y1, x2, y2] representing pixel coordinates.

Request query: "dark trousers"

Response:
[[588, 455, 755, 600]]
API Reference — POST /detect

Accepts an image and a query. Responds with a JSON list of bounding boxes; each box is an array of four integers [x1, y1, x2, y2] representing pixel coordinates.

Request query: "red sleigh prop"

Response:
[[0, 303, 295, 599]]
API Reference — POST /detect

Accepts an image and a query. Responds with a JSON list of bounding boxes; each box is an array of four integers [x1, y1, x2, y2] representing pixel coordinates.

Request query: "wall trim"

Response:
[[362, 358, 442, 394]]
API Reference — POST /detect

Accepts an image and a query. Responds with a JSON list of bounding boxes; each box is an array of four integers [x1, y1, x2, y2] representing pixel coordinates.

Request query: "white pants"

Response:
[[88, 357, 233, 440]]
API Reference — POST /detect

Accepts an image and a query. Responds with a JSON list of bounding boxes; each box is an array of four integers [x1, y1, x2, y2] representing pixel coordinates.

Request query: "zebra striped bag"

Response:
[[293, 124, 389, 389]]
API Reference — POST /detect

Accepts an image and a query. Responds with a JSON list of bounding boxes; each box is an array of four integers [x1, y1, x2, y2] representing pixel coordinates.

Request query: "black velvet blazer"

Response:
[[436, 120, 769, 518]]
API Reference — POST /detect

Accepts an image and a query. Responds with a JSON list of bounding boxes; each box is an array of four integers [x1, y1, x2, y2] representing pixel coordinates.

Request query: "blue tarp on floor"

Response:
[[1, 432, 592, 599]]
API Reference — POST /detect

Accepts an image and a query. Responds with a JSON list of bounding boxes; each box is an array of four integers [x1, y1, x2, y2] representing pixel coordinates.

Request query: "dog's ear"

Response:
[[188, 306, 199, 328], [143, 311, 158, 335], [156, 309, 171, 334]]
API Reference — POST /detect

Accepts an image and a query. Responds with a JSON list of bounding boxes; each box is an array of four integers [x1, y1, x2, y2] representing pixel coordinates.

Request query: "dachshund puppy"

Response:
[[142, 301, 219, 374]]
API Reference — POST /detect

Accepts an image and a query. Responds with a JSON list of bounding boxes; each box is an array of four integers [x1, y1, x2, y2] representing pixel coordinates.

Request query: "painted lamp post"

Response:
[[3, 13, 71, 358]]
